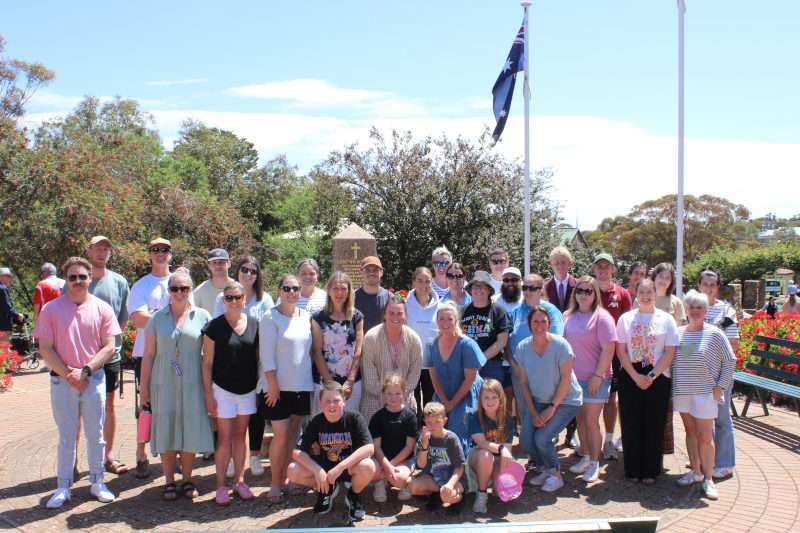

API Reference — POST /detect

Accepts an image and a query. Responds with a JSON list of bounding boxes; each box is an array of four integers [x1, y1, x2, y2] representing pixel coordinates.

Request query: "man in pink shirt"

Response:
[[34, 257, 121, 509]]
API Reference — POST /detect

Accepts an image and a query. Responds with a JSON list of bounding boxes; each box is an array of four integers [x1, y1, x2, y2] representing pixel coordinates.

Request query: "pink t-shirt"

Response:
[[33, 294, 121, 368], [563, 309, 618, 380]]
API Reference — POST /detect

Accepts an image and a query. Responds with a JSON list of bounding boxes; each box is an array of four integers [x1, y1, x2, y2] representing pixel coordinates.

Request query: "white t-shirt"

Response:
[[127, 274, 170, 358], [615, 308, 680, 378]]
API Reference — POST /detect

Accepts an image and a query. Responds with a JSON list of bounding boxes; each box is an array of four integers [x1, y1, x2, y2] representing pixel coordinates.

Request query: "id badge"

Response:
[[172, 360, 183, 377]]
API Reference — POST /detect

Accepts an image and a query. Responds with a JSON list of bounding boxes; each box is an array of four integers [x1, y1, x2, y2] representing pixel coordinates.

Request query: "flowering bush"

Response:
[[0, 340, 23, 391], [738, 309, 800, 373], [388, 288, 409, 302], [122, 322, 137, 361]]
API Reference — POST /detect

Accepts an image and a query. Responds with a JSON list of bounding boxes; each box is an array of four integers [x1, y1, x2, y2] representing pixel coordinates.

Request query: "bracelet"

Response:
[[420, 447, 429, 452], [592, 373, 602, 379]]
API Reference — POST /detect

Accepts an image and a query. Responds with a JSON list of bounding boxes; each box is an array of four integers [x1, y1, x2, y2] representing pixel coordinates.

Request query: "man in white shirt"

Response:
[[492, 267, 523, 315], [127, 237, 172, 478], [487, 247, 509, 294]]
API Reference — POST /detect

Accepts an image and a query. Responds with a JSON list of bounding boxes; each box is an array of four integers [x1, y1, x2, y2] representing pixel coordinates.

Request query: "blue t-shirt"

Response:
[[467, 411, 514, 445], [514, 335, 582, 406], [509, 301, 564, 357]]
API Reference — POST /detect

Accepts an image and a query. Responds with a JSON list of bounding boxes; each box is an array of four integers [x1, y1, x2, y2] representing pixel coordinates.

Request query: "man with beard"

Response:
[[85, 236, 130, 476], [493, 267, 523, 315]]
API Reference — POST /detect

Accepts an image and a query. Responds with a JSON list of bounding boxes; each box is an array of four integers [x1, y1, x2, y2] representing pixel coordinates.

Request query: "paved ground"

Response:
[[1, 369, 799, 532]]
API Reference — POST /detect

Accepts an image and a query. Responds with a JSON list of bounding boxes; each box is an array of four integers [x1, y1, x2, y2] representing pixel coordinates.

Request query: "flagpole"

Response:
[[521, 0, 532, 276], [676, 0, 686, 296]]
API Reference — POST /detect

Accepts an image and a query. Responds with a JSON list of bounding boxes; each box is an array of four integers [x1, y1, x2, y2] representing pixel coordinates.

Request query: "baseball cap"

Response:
[[207, 248, 230, 261], [89, 235, 112, 247], [148, 238, 172, 249], [0, 267, 11, 277], [493, 461, 525, 502], [360, 256, 383, 269], [593, 252, 615, 265], [502, 267, 522, 278]]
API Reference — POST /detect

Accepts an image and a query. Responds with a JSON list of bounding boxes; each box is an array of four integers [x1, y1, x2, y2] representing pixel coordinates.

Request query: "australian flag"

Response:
[[491, 19, 526, 143]]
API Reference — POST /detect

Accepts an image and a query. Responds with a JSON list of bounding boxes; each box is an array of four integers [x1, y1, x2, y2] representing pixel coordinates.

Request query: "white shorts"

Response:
[[213, 383, 256, 419], [673, 393, 719, 419]]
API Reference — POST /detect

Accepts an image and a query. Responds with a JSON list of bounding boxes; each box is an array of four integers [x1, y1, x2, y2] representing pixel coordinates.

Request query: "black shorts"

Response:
[[264, 391, 311, 421], [104, 360, 121, 393]]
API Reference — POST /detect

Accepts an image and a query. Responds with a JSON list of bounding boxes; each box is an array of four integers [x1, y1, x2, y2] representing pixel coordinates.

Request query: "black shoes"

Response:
[[313, 482, 341, 515], [345, 487, 365, 521]]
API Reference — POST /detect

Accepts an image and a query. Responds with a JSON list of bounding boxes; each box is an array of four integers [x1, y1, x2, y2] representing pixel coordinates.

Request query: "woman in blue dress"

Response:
[[423, 301, 485, 452]]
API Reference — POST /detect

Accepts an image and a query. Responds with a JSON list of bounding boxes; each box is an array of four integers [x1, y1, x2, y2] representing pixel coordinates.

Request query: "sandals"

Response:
[[104, 459, 129, 475], [162, 482, 178, 501], [182, 481, 199, 499], [134, 459, 150, 479]]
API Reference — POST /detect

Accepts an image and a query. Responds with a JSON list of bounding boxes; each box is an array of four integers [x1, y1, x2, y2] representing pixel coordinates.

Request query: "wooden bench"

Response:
[[732, 335, 800, 417]]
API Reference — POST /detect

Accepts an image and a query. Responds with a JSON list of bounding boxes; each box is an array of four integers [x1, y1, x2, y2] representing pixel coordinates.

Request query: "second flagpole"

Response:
[[522, 0, 532, 276]]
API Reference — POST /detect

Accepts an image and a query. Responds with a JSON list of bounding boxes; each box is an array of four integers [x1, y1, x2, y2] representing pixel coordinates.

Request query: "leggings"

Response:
[[248, 392, 269, 452]]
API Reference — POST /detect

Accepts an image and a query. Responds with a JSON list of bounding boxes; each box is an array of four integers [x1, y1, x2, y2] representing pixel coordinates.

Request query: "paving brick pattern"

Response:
[[1, 370, 799, 532]]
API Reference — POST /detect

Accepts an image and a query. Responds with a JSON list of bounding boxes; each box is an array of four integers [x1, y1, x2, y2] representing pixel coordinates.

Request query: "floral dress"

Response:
[[311, 309, 364, 385]]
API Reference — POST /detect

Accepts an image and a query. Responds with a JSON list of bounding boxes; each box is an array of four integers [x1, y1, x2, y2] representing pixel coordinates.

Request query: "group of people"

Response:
[[17, 237, 742, 518]]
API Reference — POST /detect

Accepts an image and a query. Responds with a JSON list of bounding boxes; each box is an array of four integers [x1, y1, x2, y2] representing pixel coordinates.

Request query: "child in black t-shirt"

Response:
[[407, 401, 465, 515], [368, 373, 418, 503], [287, 381, 375, 521]]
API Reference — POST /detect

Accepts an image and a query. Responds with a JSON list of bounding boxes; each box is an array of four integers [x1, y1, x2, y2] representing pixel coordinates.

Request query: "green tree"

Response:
[[311, 128, 561, 287], [584, 194, 752, 270], [685, 242, 800, 285]]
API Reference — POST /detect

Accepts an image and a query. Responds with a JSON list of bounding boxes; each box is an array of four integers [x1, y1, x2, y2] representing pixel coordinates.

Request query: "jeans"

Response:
[[714, 382, 736, 469], [50, 372, 107, 488], [526, 401, 580, 471]]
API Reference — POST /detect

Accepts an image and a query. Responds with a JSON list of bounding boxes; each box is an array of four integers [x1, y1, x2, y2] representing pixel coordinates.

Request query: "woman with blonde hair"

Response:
[[423, 301, 485, 452], [311, 271, 364, 414]]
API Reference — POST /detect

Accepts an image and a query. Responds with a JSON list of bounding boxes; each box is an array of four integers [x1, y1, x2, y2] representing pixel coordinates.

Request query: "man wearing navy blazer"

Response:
[[543, 246, 577, 313]]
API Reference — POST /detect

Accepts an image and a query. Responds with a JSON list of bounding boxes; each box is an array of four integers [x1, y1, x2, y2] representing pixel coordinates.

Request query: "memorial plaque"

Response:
[[332, 223, 377, 287]]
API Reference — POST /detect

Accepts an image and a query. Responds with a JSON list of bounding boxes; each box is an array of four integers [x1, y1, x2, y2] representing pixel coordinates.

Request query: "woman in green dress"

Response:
[[139, 271, 213, 500]]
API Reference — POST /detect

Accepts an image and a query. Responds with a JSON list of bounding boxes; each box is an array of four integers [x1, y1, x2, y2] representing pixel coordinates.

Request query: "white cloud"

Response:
[[19, 103, 799, 230], [146, 78, 208, 86], [227, 79, 387, 106], [28, 91, 164, 111]]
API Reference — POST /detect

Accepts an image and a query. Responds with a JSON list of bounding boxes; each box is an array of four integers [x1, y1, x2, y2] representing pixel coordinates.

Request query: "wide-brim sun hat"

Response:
[[465, 270, 495, 297]]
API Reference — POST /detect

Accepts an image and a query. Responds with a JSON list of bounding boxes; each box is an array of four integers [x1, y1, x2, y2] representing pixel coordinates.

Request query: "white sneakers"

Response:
[[47, 483, 115, 508], [397, 488, 412, 501], [676, 471, 704, 487], [373, 480, 388, 503], [90, 482, 116, 503], [602, 440, 619, 460], [569, 456, 591, 474], [472, 490, 488, 513], [528, 470, 550, 486], [46, 488, 71, 509], [702, 479, 719, 500], [541, 475, 564, 493], [581, 461, 600, 482], [249, 455, 265, 476]]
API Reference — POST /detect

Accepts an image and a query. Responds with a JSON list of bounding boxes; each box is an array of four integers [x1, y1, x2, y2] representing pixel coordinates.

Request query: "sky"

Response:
[[6, 0, 799, 230]]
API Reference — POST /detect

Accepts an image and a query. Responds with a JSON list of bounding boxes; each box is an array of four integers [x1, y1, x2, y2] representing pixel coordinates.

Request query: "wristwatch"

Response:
[[647, 370, 657, 379], [81, 365, 92, 378]]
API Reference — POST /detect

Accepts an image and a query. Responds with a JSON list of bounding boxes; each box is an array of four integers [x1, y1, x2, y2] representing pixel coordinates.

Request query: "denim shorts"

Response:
[[578, 379, 611, 404]]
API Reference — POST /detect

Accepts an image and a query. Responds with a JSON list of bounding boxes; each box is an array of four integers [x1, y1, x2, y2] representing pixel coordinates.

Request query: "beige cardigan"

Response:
[[359, 324, 422, 424]]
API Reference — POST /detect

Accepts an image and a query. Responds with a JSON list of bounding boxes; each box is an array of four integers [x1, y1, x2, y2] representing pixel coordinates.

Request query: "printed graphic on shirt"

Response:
[[460, 313, 493, 339], [317, 431, 353, 463], [428, 445, 452, 485], [629, 316, 657, 365]]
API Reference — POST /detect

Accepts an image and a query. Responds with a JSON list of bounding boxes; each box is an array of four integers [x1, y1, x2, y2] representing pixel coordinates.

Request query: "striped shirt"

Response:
[[704, 300, 739, 340], [673, 324, 735, 396]]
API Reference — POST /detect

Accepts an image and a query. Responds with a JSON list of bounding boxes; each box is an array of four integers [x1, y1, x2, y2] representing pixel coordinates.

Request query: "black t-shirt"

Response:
[[354, 287, 390, 334], [459, 302, 512, 353], [203, 314, 259, 394], [301, 410, 372, 471], [368, 406, 418, 461]]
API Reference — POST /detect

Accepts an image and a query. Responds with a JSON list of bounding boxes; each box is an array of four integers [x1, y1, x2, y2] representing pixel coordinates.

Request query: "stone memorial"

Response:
[[332, 223, 377, 287]]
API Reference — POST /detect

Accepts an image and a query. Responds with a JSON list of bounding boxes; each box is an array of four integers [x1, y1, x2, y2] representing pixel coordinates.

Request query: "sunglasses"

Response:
[[502, 278, 521, 284], [224, 294, 244, 302], [168, 286, 191, 293], [239, 266, 258, 275], [446, 273, 465, 279], [491, 258, 508, 265], [280, 286, 301, 293], [68, 274, 89, 282], [149, 246, 171, 254], [432, 261, 450, 268], [522, 285, 543, 292], [575, 287, 594, 296]]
